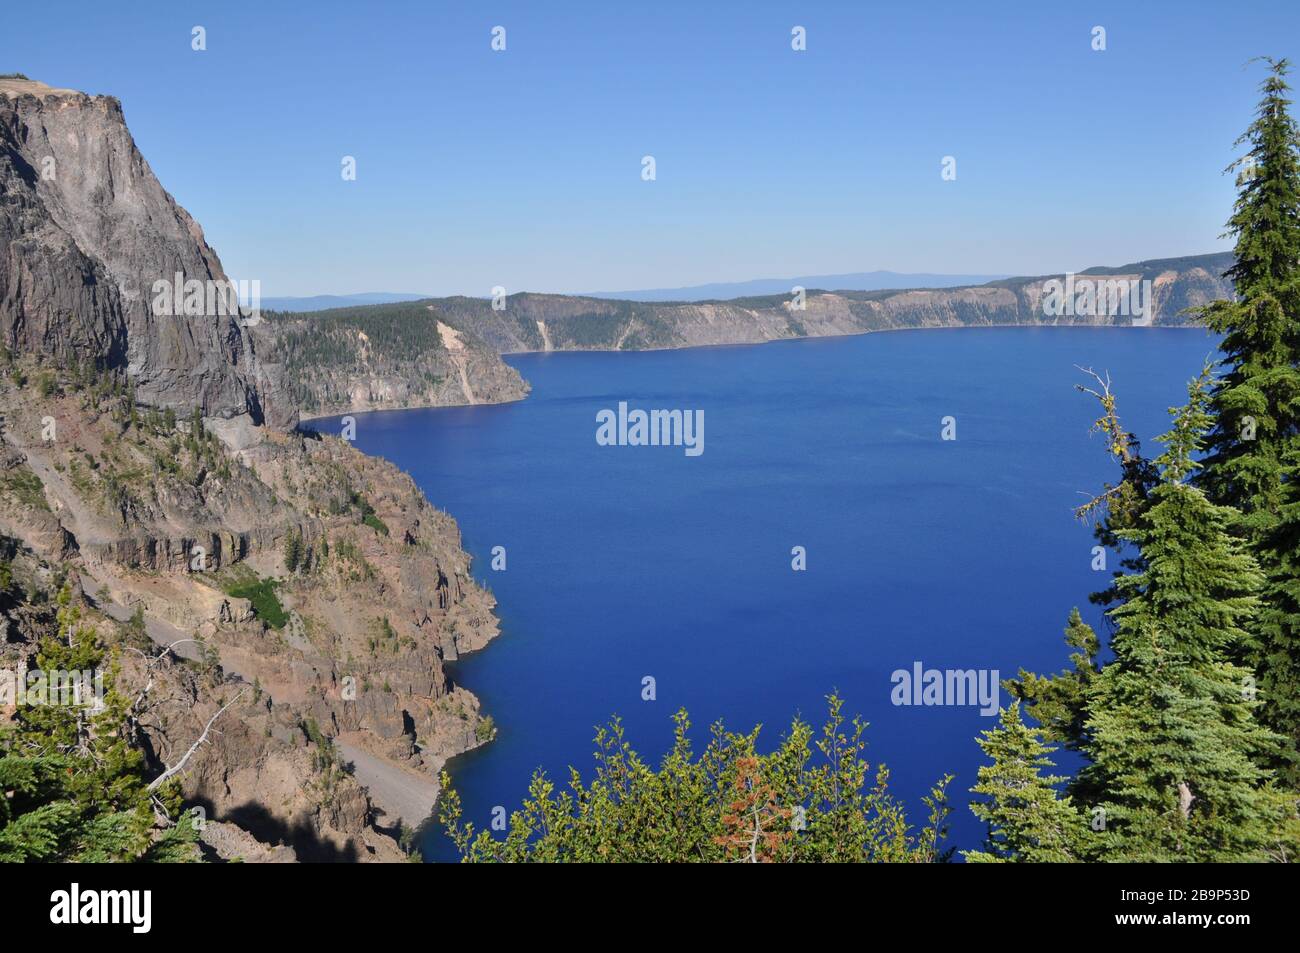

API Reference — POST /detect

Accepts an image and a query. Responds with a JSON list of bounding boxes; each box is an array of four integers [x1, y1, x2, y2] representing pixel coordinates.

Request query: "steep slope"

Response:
[[0, 77, 292, 442], [0, 79, 501, 861]]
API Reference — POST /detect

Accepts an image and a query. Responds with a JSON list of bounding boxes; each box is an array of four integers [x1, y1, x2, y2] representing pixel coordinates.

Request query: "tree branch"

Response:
[[147, 688, 248, 793]]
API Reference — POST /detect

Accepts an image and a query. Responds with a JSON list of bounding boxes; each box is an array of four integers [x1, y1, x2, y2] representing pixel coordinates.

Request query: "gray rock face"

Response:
[[0, 79, 294, 431]]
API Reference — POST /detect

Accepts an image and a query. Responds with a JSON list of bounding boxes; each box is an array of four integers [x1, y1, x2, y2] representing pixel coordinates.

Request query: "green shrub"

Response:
[[224, 577, 288, 630]]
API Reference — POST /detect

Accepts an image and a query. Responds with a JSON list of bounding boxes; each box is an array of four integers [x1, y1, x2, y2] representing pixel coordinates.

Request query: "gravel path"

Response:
[[336, 740, 439, 829]]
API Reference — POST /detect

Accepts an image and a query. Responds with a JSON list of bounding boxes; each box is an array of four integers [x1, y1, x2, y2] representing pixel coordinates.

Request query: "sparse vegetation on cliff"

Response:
[[257, 303, 528, 416]]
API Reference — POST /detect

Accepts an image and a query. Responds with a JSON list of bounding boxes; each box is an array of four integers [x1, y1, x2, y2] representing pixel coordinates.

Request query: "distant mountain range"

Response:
[[579, 270, 1011, 301]]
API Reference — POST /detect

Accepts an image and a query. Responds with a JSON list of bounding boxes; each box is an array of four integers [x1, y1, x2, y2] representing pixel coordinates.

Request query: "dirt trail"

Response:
[[90, 580, 204, 662], [336, 739, 439, 829]]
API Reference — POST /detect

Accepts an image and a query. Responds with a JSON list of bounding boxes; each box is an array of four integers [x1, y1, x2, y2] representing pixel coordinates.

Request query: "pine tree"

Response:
[[1197, 56, 1300, 778], [1080, 369, 1284, 861], [283, 529, 303, 574], [1199, 57, 1300, 544], [1072, 368, 1160, 610], [0, 591, 187, 862], [964, 703, 1087, 863]]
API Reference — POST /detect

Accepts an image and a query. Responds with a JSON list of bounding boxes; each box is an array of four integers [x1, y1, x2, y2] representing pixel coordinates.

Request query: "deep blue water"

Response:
[[312, 326, 1221, 861]]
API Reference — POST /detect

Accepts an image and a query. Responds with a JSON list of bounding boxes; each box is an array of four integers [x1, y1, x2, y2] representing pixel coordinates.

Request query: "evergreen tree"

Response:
[[1006, 373, 1131, 806], [283, 529, 303, 574], [1007, 609, 1101, 756], [1080, 370, 1284, 861], [0, 590, 198, 862], [1199, 57, 1300, 543], [964, 703, 1087, 863], [1072, 368, 1160, 610], [1257, 448, 1300, 784], [1197, 56, 1300, 776]]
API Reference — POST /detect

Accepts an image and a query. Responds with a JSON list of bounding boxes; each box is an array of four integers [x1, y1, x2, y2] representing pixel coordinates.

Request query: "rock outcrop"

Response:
[[0, 374, 500, 854], [0, 77, 293, 437], [257, 303, 528, 419], [0, 78, 500, 861]]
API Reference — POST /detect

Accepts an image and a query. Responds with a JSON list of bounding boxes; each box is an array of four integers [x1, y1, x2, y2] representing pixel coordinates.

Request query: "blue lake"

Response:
[[314, 326, 1221, 860]]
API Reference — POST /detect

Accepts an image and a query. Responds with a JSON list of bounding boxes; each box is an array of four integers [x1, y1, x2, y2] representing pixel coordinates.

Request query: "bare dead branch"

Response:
[[147, 688, 249, 793]]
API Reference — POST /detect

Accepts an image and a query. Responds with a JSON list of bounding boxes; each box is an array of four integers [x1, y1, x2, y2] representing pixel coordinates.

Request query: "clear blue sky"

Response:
[[5, 0, 1295, 296]]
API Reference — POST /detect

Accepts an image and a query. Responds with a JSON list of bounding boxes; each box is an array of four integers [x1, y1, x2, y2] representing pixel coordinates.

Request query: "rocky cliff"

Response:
[[0, 77, 293, 441], [257, 302, 528, 419], [0, 79, 500, 861]]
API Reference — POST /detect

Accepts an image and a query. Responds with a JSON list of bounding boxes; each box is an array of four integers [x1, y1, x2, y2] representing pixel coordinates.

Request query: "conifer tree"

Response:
[[964, 703, 1087, 863], [1197, 57, 1300, 774], [0, 588, 201, 862], [1072, 368, 1160, 610], [1009, 609, 1100, 755], [1199, 57, 1300, 544], [4, 597, 143, 859], [1080, 370, 1283, 861], [283, 529, 303, 574]]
